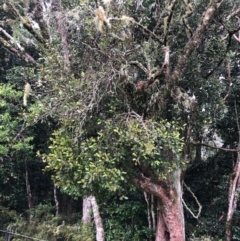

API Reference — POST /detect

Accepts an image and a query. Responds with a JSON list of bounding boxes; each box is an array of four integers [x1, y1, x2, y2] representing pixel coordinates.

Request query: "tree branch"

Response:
[[51, 0, 70, 70], [32, 0, 50, 40], [133, 174, 170, 203], [0, 36, 37, 65], [171, 0, 224, 84], [191, 141, 238, 152], [5, 1, 47, 45]]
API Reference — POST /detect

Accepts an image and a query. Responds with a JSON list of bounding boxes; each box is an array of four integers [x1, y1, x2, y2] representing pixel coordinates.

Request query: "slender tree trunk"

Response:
[[144, 192, 152, 230], [53, 183, 59, 216], [81, 196, 93, 239], [90, 195, 105, 241], [151, 194, 156, 230], [225, 103, 240, 241], [224, 154, 240, 241], [25, 160, 32, 210], [82, 196, 92, 224], [24, 160, 33, 221], [134, 169, 185, 241]]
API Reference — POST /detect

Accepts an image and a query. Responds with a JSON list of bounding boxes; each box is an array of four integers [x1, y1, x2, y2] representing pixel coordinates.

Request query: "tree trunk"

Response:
[[24, 160, 33, 221], [144, 192, 152, 230], [134, 169, 185, 241], [25, 161, 32, 210], [53, 183, 59, 216], [151, 194, 156, 230], [224, 154, 240, 241], [81, 195, 104, 240], [82, 196, 92, 224], [90, 195, 105, 241], [156, 197, 185, 241]]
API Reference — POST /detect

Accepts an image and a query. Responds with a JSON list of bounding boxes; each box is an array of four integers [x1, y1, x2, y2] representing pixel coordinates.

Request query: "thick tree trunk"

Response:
[[224, 154, 240, 241], [134, 169, 185, 241], [156, 197, 185, 241]]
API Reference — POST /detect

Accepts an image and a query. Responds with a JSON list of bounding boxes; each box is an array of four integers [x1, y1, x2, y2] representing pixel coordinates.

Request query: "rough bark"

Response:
[[156, 210, 169, 241], [134, 170, 185, 241], [90, 195, 105, 241]]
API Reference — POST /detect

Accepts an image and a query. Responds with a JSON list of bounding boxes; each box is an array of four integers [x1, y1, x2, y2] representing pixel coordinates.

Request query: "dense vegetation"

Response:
[[1, 0, 240, 240]]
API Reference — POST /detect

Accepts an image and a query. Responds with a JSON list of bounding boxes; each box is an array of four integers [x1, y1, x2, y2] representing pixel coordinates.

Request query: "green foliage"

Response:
[[104, 195, 153, 241], [0, 205, 17, 228], [0, 83, 22, 155], [4, 204, 93, 241], [43, 116, 184, 196], [2, 0, 240, 240]]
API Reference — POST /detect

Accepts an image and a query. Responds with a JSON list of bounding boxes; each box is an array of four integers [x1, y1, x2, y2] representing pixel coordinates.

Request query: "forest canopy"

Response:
[[1, 0, 240, 241]]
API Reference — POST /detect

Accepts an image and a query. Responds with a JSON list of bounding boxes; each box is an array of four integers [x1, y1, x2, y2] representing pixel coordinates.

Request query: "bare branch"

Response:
[[0, 26, 24, 51], [191, 141, 238, 152], [182, 182, 202, 219], [0, 36, 37, 65]]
